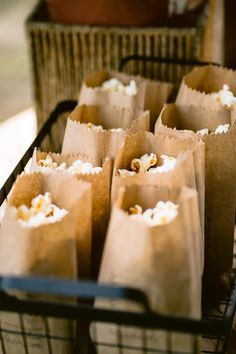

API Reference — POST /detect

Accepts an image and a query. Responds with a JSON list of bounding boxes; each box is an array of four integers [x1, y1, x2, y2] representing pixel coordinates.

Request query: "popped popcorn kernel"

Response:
[[128, 200, 179, 226], [148, 155, 176, 174], [142, 208, 153, 219], [44, 205, 55, 217], [116, 169, 136, 177], [214, 124, 230, 135], [211, 84, 236, 108], [131, 153, 157, 173], [67, 160, 102, 175], [38, 155, 57, 168], [83, 122, 123, 133], [128, 204, 143, 215], [101, 78, 138, 96], [14, 192, 68, 228], [196, 128, 209, 136], [117, 153, 176, 176], [86, 122, 104, 132], [37, 155, 102, 175], [195, 124, 230, 136], [31, 192, 52, 213], [56, 162, 67, 172], [17, 205, 31, 221], [110, 128, 123, 132], [93, 167, 103, 174], [130, 158, 142, 173]]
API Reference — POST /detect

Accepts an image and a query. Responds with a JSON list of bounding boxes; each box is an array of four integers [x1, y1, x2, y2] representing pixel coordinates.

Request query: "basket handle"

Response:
[[0, 276, 151, 312], [0, 276, 232, 335]]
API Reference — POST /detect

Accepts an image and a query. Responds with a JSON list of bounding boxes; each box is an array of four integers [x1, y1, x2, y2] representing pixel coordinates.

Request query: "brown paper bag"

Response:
[[0, 172, 91, 354], [112, 131, 204, 275], [176, 64, 236, 294], [155, 103, 236, 297], [92, 184, 201, 354], [30, 149, 113, 278], [176, 65, 236, 110], [62, 104, 149, 161], [79, 69, 173, 131]]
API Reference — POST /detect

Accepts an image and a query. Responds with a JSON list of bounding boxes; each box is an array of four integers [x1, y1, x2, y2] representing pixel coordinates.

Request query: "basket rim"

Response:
[[25, 0, 204, 35]]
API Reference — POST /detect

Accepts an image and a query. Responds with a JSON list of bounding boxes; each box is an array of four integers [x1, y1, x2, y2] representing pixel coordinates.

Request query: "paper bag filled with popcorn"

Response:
[[112, 132, 204, 275], [112, 131, 205, 233], [62, 104, 149, 161], [176, 65, 236, 110], [30, 149, 112, 278], [91, 184, 201, 354], [0, 172, 91, 354], [155, 103, 236, 299], [79, 69, 173, 131]]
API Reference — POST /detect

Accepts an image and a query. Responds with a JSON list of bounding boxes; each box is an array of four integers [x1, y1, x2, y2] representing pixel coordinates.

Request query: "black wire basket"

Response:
[[0, 97, 236, 354]]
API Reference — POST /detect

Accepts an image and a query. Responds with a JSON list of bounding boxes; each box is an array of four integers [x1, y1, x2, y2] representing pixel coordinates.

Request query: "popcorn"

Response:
[[38, 155, 64, 170], [148, 155, 176, 174], [128, 201, 179, 226], [117, 153, 176, 176], [37, 155, 102, 175], [55, 162, 67, 172], [116, 169, 136, 177], [128, 204, 143, 215], [196, 128, 209, 136], [16, 205, 31, 221], [110, 128, 123, 132], [67, 160, 102, 175], [80, 162, 94, 174], [67, 159, 84, 174], [194, 124, 230, 136], [101, 78, 138, 96], [211, 84, 236, 108], [83, 122, 124, 133], [44, 205, 55, 217], [31, 192, 52, 213], [92, 167, 104, 174], [214, 124, 230, 135], [38, 155, 57, 169], [14, 192, 68, 228], [86, 122, 104, 132], [123, 80, 138, 96], [142, 208, 153, 219], [131, 153, 157, 173]]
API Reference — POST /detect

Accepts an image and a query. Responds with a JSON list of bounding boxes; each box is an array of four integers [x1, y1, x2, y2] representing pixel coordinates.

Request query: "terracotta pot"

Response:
[[45, 0, 206, 27]]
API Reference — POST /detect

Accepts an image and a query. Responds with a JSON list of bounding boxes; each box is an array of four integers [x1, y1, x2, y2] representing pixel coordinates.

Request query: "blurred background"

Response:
[[0, 0, 36, 122], [0, 0, 37, 187]]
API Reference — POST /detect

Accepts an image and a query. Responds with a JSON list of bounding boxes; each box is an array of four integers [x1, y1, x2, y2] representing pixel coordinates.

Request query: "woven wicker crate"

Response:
[[25, 0, 223, 128]]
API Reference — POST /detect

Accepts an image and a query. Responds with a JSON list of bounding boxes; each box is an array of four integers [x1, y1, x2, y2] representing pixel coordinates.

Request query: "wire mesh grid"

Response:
[[0, 99, 235, 354], [90, 323, 200, 354], [0, 315, 76, 354]]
